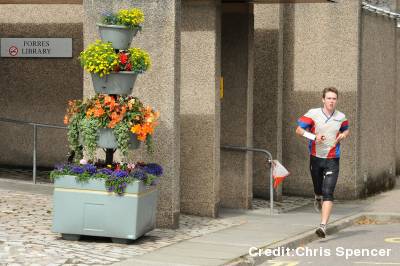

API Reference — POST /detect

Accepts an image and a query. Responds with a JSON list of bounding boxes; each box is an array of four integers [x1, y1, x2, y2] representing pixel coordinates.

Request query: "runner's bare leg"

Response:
[[321, 201, 333, 225]]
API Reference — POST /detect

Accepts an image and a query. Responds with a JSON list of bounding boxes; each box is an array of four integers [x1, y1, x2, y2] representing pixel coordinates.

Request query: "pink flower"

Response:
[[79, 159, 87, 165]]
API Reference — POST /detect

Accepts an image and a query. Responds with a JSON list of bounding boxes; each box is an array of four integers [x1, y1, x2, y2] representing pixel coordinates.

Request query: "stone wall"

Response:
[[0, 4, 83, 168], [220, 3, 254, 209], [358, 9, 397, 196], [253, 4, 281, 200], [281, 1, 360, 199]]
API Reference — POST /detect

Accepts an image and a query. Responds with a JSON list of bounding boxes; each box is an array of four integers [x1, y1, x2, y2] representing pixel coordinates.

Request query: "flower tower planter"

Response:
[[52, 8, 158, 243]]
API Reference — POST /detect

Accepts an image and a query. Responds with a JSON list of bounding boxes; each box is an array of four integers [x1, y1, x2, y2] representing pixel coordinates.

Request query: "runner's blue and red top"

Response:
[[297, 108, 349, 159]]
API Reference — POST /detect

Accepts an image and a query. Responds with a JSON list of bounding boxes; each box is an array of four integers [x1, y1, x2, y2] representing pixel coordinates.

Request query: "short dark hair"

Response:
[[322, 87, 338, 98]]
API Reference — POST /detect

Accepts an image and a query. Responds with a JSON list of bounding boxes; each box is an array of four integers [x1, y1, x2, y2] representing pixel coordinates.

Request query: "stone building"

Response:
[[0, 0, 399, 228]]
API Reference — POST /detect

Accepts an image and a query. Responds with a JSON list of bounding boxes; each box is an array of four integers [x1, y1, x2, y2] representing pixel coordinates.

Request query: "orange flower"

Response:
[[130, 123, 154, 142], [110, 112, 121, 122], [137, 134, 147, 141], [95, 100, 102, 108], [108, 120, 117, 128], [131, 124, 141, 134], [104, 95, 113, 104], [121, 106, 127, 115], [86, 108, 94, 117], [63, 115, 69, 125], [104, 95, 117, 110], [94, 107, 105, 117], [143, 123, 154, 134]]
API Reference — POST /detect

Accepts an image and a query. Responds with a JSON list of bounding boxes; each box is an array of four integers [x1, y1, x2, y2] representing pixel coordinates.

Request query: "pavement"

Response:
[[0, 173, 399, 266], [263, 223, 400, 265]]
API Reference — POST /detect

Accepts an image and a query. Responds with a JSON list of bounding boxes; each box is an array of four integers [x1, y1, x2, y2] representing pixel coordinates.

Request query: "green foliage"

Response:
[[114, 122, 131, 157], [80, 117, 99, 161], [67, 116, 83, 162], [105, 175, 134, 195]]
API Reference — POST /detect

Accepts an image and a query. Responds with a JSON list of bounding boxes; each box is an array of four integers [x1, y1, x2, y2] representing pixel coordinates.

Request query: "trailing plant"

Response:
[[80, 117, 99, 161], [114, 122, 130, 156]]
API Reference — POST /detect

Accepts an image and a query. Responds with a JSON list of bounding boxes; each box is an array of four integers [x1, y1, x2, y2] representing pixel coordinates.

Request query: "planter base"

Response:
[[62, 234, 81, 241], [52, 176, 158, 242], [111, 237, 132, 244]]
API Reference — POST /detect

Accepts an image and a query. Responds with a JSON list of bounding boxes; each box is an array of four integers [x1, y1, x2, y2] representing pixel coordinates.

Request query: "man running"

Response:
[[295, 87, 349, 238]]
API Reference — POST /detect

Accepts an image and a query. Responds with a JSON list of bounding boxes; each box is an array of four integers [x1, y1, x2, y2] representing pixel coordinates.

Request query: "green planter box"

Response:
[[52, 175, 157, 243]]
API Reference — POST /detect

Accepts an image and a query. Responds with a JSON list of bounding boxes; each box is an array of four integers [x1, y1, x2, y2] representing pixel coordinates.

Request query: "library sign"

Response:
[[0, 38, 72, 58]]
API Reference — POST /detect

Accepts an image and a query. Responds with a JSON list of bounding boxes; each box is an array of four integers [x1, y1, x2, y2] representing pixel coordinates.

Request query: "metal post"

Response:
[[105, 148, 115, 165], [269, 160, 273, 215], [0, 117, 67, 185], [221, 145, 274, 215], [33, 124, 37, 184]]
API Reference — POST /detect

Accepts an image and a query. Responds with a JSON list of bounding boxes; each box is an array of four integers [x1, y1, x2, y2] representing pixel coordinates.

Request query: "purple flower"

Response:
[[133, 169, 147, 180], [84, 164, 97, 175], [113, 170, 128, 178], [100, 168, 113, 176], [71, 166, 84, 175], [143, 163, 163, 177]]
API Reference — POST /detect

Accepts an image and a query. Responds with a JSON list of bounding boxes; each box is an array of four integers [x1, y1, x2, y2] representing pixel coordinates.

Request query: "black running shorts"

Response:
[[309, 155, 340, 201]]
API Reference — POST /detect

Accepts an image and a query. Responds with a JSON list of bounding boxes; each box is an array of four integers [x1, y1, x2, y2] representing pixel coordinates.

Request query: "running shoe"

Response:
[[315, 224, 326, 238]]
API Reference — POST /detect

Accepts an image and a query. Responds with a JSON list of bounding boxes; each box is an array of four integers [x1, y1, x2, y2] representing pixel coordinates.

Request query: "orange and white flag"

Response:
[[272, 160, 290, 189]]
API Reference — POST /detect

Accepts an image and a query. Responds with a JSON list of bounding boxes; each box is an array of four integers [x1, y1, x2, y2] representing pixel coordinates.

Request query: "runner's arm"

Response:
[[296, 126, 325, 143], [335, 129, 349, 143]]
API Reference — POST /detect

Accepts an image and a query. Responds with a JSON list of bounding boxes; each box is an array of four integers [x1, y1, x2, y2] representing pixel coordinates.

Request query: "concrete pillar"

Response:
[[220, 3, 254, 209], [396, 0, 400, 175], [83, 0, 181, 228], [253, 3, 283, 201], [180, 0, 221, 217]]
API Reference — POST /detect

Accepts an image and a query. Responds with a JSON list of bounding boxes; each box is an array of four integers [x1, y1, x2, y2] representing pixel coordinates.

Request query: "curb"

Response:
[[224, 212, 400, 266]]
